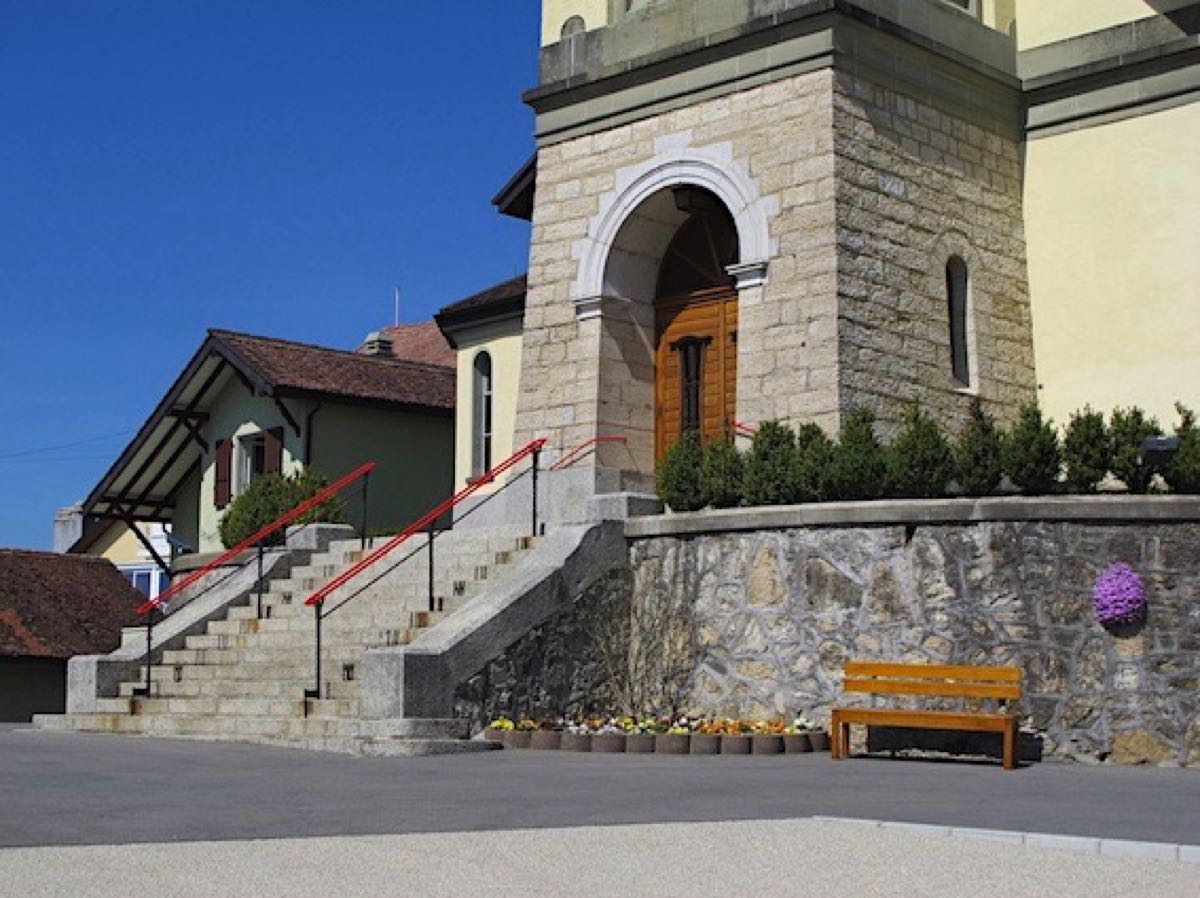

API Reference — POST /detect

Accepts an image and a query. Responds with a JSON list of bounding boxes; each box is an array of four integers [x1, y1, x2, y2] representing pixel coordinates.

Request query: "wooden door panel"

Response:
[[655, 290, 738, 459]]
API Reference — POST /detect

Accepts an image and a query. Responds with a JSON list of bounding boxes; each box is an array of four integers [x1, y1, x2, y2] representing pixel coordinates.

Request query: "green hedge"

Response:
[[217, 467, 344, 549], [654, 401, 1187, 512]]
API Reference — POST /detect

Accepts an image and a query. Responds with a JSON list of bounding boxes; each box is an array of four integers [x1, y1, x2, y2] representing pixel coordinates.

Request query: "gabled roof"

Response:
[[0, 550, 142, 659], [76, 329, 455, 527], [357, 321, 456, 368], [434, 275, 528, 346]]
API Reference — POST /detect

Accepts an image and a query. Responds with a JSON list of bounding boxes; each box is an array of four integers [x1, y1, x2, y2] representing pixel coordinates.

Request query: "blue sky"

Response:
[[0, 1, 540, 548]]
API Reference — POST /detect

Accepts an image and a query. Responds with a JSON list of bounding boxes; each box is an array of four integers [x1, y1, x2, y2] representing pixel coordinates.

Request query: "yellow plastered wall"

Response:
[[90, 523, 147, 566], [1025, 102, 1200, 427], [541, 0, 609, 46], [982, 0, 1017, 36], [1015, 0, 1193, 48], [453, 321, 524, 492]]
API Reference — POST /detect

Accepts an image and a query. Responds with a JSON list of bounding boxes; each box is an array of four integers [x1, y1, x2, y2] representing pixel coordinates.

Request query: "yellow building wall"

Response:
[[1015, 0, 1193, 48], [90, 523, 146, 566], [1025, 101, 1200, 428], [196, 378, 307, 553], [541, 0, 608, 45], [453, 321, 524, 492]]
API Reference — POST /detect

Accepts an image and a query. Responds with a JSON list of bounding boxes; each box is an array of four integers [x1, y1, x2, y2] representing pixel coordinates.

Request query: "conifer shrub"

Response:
[[1061, 406, 1111, 493], [954, 398, 1003, 497], [1165, 403, 1200, 494], [792, 423, 836, 503], [218, 467, 343, 549], [1001, 402, 1061, 495], [656, 431, 707, 512], [826, 407, 886, 501], [1109, 406, 1162, 493], [884, 404, 954, 499], [742, 420, 798, 506], [700, 433, 744, 509]]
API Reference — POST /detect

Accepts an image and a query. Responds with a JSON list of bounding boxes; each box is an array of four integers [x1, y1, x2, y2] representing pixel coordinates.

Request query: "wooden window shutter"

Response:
[[264, 427, 284, 475], [214, 439, 233, 509]]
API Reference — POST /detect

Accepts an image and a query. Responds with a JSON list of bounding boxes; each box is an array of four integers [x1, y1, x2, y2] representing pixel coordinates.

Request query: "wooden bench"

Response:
[[830, 661, 1022, 770]]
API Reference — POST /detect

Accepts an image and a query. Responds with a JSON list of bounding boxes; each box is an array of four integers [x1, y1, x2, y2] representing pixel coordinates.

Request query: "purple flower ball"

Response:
[[1092, 563, 1147, 627]]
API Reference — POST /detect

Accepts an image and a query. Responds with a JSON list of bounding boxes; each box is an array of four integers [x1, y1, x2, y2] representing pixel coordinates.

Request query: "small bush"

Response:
[[700, 433, 744, 509], [826, 407, 886, 501], [743, 421, 798, 506], [1165, 402, 1200, 494], [792, 423, 836, 503], [1109, 407, 1162, 493], [218, 467, 343, 549], [656, 431, 706, 511], [1062, 406, 1111, 493], [885, 404, 954, 499], [1002, 402, 1061, 495], [954, 398, 1003, 497]]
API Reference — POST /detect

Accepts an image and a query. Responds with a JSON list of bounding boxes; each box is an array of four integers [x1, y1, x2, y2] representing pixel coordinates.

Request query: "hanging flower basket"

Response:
[[1093, 563, 1148, 628]]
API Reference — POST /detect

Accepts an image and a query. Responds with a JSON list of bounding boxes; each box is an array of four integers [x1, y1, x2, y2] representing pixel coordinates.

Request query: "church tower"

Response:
[[516, 0, 1037, 502]]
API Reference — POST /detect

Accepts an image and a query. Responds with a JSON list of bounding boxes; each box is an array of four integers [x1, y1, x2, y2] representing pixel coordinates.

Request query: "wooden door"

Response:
[[655, 287, 738, 459]]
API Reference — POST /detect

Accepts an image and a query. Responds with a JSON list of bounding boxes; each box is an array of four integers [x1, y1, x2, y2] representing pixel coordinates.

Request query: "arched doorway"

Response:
[[653, 190, 740, 459]]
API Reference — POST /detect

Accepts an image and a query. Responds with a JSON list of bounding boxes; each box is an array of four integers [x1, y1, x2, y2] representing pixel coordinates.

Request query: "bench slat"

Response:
[[832, 707, 1015, 733], [844, 661, 1021, 682], [842, 677, 1021, 701]]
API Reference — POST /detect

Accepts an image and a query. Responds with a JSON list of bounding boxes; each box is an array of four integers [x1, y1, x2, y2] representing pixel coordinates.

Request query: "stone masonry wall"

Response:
[[516, 69, 842, 471], [631, 522, 1200, 765], [833, 69, 1036, 432]]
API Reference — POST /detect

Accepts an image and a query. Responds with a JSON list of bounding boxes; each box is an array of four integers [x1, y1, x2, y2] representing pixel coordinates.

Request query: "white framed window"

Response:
[[471, 351, 494, 479], [120, 565, 171, 600]]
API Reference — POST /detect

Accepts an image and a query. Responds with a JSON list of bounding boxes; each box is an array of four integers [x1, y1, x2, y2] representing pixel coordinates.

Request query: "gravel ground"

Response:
[[1, 819, 1196, 898]]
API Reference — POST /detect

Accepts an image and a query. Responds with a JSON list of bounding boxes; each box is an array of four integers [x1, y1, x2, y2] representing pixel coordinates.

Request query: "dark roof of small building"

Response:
[[357, 321, 456, 368], [0, 550, 143, 659], [492, 155, 535, 221], [212, 330, 456, 409], [434, 275, 527, 343]]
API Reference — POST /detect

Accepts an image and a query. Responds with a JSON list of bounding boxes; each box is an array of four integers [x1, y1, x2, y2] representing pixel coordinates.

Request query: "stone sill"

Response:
[[624, 495, 1200, 538]]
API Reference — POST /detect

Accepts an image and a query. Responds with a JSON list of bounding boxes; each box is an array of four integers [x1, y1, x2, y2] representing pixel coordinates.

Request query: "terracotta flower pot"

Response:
[[783, 733, 813, 753], [721, 734, 752, 755], [591, 733, 626, 753], [690, 733, 721, 755], [626, 733, 656, 753], [560, 732, 592, 752], [530, 730, 562, 751], [483, 727, 507, 743], [654, 733, 690, 755], [752, 734, 785, 754], [808, 731, 831, 752], [505, 730, 532, 749]]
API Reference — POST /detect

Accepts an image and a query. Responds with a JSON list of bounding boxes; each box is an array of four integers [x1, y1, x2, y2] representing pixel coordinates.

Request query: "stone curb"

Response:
[[809, 816, 1200, 864]]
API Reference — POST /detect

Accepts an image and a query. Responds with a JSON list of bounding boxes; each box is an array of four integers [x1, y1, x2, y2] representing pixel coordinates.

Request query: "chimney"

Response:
[[53, 504, 84, 553], [361, 330, 395, 358]]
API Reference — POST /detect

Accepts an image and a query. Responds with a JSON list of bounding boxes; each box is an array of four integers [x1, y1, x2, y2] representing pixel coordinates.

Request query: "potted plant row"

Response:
[[482, 715, 830, 755]]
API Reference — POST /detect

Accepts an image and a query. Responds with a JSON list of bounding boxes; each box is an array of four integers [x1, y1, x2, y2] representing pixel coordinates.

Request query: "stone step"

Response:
[[119, 677, 361, 701], [126, 696, 359, 718]]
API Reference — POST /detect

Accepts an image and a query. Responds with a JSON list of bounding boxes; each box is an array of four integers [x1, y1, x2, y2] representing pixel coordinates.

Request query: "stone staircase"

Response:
[[36, 525, 536, 755]]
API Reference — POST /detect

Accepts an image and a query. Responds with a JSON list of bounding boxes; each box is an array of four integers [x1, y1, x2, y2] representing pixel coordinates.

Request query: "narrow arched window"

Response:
[[472, 351, 493, 478], [946, 256, 970, 388]]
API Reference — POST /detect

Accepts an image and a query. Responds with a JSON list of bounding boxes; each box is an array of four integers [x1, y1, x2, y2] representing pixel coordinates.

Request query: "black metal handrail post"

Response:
[[427, 525, 436, 613], [531, 446, 541, 538], [360, 472, 370, 553], [305, 603, 322, 702], [134, 606, 155, 697], [256, 541, 265, 618]]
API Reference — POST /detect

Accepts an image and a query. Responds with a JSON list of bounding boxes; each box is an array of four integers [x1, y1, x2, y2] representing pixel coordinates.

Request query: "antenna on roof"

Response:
[[393, 286, 400, 327]]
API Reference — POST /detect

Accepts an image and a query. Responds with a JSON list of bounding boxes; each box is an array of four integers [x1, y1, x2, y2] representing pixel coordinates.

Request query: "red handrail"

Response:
[[548, 434, 627, 471], [304, 439, 546, 608], [137, 461, 376, 615], [734, 421, 757, 437]]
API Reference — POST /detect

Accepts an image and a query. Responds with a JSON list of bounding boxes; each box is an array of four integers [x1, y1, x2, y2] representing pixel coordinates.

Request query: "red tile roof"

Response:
[[363, 321, 456, 368], [211, 330, 456, 411], [0, 550, 143, 659]]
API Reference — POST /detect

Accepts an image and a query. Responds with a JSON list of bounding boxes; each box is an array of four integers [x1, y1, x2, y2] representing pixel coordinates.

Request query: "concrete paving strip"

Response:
[[813, 816, 1200, 863], [1, 818, 1197, 898]]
